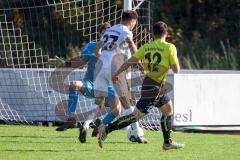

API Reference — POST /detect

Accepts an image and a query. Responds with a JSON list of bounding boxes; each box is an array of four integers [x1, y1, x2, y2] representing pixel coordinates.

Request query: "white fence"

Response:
[[173, 70, 240, 130]]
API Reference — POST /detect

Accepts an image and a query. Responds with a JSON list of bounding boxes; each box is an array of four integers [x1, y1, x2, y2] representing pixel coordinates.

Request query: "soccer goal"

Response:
[[0, 0, 162, 131]]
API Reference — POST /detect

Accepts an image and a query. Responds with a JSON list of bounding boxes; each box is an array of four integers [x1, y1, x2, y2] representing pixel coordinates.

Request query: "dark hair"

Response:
[[153, 21, 168, 38], [99, 22, 111, 33], [122, 10, 138, 21]]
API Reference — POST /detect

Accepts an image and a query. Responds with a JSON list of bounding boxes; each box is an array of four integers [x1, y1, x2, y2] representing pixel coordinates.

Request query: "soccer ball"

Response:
[[127, 126, 144, 142]]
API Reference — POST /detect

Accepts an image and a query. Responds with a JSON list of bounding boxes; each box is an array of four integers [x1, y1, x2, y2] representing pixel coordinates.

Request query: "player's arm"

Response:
[[113, 44, 145, 82], [126, 37, 144, 71], [169, 44, 180, 73], [171, 64, 180, 73], [94, 41, 104, 58], [112, 56, 138, 82], [126, 37, 137, 55]]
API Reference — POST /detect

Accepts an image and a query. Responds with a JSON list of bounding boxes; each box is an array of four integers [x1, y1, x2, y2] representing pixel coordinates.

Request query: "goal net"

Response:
[[0, 0, 163, 131]]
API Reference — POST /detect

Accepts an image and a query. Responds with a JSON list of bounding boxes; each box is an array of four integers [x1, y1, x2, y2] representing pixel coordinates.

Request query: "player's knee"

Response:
[[119, 96, 132, 109], [109, 100, 121, 116], [160, 101, 173, 116], [70, 81, 83, 91], [70, 81, 77, 90], [133, 107, 144, 120], [112, 106, 121, 116]]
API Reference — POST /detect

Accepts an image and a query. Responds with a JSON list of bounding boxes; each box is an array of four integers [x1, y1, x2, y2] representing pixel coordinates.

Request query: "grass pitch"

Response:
[[0, 125, 240, 160]]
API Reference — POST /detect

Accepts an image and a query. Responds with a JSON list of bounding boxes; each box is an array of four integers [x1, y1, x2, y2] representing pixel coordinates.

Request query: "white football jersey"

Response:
[[99, 24, 133, 69]]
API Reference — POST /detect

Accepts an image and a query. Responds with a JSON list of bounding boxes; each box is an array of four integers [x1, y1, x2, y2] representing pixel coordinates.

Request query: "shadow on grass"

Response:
[[0, 149, 92, 152], [0, 140, 75, 144], [105, 141, 131, 144], [0, 135, 73, 138], [103, 149, 158, 152]]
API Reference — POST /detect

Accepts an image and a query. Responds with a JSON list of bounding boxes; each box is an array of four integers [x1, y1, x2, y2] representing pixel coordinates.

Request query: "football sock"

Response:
[[83, 119, 92, 130], [83, 104, 99, 129], [68, 89, 78, 113], [102, 112, 116, 125], [161, 115, 173, 144], [122, 106, 135, 129], [106, 114, 137, 134], [122, 106, 134, 115], [121, 107, 142, 133]]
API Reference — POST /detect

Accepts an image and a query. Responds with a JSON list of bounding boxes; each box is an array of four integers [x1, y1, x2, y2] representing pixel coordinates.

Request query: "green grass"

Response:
[[0, 125, 240, 160]]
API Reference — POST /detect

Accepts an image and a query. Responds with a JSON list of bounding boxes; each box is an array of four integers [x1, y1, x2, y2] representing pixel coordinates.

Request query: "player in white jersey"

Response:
[[94, 11, 147, 143], [94, 25, 133, 97]]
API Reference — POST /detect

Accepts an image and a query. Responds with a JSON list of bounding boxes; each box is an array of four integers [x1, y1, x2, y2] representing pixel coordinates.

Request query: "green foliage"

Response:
[[153, 0, 240, 70], [115, 0, 123, 8], [66, 43, 82, 60], [176, 37, 239, 70]]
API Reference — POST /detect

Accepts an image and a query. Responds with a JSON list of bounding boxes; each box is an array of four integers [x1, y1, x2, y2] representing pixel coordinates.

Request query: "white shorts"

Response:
[[94, 59, 129, 98]]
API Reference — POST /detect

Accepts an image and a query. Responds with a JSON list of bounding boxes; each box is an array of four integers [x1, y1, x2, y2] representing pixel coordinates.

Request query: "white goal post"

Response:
[[0, 0, 154, 128], [124, 0, 133, 10]]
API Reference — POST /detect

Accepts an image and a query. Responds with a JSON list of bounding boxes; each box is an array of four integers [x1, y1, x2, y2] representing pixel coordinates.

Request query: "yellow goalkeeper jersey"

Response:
[[134, 39, 179, 83]]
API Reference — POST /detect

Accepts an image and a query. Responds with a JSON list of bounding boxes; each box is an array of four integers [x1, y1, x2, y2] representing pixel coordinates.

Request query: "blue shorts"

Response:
[[82, 80, 116, 106]]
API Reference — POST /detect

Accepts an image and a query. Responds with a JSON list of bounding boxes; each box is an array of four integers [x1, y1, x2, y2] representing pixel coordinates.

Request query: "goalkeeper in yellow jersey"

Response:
[[98, 21, 184, 150]]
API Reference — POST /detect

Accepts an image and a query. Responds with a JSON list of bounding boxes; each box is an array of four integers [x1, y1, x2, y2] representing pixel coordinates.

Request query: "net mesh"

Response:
[[0, 0, 162, 131]]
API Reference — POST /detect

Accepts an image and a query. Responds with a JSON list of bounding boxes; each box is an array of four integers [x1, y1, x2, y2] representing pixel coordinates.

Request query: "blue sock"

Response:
[[68, 90, 78, 113], [102, 112, 116, 125]]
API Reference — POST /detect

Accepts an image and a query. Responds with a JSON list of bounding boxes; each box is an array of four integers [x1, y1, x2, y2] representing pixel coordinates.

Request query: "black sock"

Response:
[[106, 114, 137, 134], [161, 115, 172, 144]]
